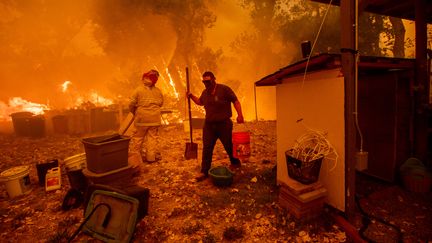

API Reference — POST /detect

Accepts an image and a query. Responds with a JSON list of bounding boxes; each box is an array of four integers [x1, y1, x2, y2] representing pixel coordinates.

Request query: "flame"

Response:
[[59, 79, 113, 108], [164, 67, 179, 99], [193, 62, 202, 80], [176, 66, 184, 82], [88, 91, 114, 106], [158, 58, 180, 100], [0, 97, 50, 121], [61, 80, 72, 93], [9, 97, 49, 115], [70, 91, 113, 108]]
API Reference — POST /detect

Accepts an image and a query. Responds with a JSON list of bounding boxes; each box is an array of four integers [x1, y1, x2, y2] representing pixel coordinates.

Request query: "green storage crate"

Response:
[[84, 190, 139, 243]]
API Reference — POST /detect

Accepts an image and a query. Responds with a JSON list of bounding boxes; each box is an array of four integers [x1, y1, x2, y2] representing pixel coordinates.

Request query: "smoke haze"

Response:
[[1, 0, 419, 122]]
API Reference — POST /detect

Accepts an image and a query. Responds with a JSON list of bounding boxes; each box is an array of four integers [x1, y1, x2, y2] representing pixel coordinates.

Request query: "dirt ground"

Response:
[[0, 121, 431, 242], [355, 172, 432, 242]]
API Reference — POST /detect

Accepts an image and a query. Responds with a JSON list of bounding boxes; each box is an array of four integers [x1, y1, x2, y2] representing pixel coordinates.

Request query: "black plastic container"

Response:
[[11, 112, 45, 137], [52, 115, 69, 134], [67, 170, 88, 192], [36, 159, 59, 186], [90, 107, 118, 133]]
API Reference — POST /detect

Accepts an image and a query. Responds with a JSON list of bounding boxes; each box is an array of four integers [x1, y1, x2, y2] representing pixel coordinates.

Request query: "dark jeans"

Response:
[[201, 119, 240, 175]]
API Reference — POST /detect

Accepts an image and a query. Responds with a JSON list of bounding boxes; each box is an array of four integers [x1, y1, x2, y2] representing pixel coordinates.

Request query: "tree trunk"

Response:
[[389, 17, 405, 58]]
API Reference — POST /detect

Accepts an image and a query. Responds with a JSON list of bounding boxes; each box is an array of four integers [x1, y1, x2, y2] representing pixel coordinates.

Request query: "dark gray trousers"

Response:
[[201, 119, 240, 175]]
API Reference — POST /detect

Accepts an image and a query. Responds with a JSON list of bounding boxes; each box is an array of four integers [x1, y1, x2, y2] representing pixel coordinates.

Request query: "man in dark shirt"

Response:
[[187, 71, 244, 181]]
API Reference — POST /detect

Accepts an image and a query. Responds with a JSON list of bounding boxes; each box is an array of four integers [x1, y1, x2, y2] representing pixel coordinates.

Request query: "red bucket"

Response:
[[232, 131, 250, 159]]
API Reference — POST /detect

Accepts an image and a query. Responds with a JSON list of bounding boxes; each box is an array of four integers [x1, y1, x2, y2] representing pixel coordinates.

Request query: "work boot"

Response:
[[229, 162, 241, 171], [194, 172, 208, 182]]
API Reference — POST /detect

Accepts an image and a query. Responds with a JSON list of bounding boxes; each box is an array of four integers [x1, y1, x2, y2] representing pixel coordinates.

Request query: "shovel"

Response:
[[118, 112, 135, 135], [184, 67, 198, 159], [119, 112, 143, 167]]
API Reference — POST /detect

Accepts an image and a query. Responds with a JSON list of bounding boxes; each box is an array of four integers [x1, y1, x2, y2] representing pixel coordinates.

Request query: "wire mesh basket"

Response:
[[285, 149, 323, 185]]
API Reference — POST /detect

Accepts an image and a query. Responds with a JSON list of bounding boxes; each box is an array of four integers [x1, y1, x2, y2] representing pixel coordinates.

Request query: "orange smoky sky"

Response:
[[0, 1, 178, 108]]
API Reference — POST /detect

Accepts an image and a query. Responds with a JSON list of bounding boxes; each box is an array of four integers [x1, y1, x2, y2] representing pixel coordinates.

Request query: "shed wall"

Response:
[[276, 69, 345, 211]]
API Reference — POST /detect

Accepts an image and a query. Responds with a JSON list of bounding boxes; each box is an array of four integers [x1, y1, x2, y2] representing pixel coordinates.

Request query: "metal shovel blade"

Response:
[[185, 142, 198, 160]]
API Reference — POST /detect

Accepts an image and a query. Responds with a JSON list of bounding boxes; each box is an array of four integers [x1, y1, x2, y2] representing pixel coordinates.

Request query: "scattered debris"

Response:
[[0, 121, 431, 242]]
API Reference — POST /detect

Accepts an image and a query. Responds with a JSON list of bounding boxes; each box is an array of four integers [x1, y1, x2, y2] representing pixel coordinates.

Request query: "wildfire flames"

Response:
[[61, 81, 72, 93], [0, 80, 115, 122], [164, 67, 179, 99], [75, 91, 114, 107], [0, 97, 50, 121], [60, 80, 114, 108], [1, 66, 202, 126]]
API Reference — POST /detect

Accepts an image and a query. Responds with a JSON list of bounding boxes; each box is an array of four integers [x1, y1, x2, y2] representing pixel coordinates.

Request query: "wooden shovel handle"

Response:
[[186, 67, 193, 143], [118, 112, 135, 135]]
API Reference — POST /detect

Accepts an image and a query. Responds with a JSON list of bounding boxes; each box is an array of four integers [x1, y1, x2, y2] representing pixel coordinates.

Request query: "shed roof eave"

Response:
[[255, 54, 416, 87], [255, 53, 340, 87]]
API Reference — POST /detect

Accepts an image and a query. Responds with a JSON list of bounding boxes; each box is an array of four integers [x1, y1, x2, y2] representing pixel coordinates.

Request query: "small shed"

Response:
[[255, 53, 415, 211]]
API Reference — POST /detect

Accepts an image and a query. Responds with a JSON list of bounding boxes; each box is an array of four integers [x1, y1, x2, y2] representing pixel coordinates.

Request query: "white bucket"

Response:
[[64, 153, 87, 171], [0, 165, 32, 198]]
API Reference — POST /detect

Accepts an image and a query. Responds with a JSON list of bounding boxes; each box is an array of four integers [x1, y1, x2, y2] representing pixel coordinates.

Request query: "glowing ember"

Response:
[[61, 81, 72, 93], [0, 97, 50, 121], [176, 66, 184, 81]]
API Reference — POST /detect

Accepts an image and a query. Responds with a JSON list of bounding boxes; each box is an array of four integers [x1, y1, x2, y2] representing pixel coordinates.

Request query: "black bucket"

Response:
[[285, 150, 323, 185], [36, 159, 59, 186], [67, 169, 88, 192]]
